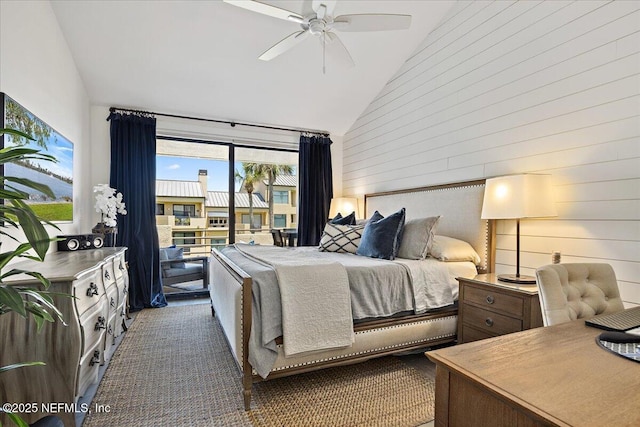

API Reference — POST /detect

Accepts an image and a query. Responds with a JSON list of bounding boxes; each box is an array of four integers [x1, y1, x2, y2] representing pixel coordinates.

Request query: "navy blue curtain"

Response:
[[297, 134, 333, 246], [108, 112, 167, 311]]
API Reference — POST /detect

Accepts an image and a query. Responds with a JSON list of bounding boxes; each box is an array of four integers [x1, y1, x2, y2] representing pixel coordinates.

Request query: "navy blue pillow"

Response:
[[356, 208, 406, 260], [331, 211, 356, 225]]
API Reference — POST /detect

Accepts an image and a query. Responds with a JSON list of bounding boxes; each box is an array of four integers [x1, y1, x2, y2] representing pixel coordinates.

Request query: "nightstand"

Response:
[[457, 274, 543, 344]]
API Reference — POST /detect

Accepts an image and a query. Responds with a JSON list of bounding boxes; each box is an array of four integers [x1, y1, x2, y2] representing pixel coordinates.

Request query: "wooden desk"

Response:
[[427, 318, 640, 427]]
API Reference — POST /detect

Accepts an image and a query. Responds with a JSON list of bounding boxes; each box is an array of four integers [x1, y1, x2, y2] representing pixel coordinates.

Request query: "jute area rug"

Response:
[[83, 302, 436, 426]]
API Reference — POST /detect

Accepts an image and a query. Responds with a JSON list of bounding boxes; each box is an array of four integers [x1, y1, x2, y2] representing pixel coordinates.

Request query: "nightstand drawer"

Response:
[[460, 325, 495, 343], [463, 305, 522, 336], [464, 284, 524, 318]]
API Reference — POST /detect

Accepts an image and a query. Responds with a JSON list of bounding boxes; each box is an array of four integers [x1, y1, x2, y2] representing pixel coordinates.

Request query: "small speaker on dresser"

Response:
[[57, 234, 104, 251]]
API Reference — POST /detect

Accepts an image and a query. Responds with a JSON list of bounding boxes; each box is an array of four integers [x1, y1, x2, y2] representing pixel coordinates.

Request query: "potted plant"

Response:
[[0, 128, 66, 427]]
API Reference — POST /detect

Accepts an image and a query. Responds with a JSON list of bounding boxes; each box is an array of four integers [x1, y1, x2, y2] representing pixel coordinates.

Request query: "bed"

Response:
[[209, 179, 494, 409]]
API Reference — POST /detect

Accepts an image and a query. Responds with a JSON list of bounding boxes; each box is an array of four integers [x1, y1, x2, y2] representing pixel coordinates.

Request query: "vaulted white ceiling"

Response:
[[51, 0, 454, 135]]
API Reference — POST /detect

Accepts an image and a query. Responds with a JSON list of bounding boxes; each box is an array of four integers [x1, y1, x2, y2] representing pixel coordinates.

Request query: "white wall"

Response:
[[0, 0, 92, 251], [341, 1, 640, 304]]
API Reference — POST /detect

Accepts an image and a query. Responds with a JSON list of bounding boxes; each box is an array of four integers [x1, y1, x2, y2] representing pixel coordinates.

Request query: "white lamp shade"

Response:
[[481, 174, 557, 219], [329, 197, 358, 219]]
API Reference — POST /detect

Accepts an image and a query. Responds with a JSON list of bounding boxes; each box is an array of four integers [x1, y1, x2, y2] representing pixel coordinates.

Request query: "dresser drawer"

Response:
[[73, 269, 104, 319], [106, 281, 119, 315], [463, 304, 522, 336], [103, 261, 116, 287], [464, 284, 524, 318], [113, 253, 127, 281], [79, 296, 107, 353], [77, 340, 101, 398]]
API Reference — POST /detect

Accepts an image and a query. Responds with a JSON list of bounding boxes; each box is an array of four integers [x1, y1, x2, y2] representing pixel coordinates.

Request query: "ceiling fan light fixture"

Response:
[[308, 18, 326, 36]]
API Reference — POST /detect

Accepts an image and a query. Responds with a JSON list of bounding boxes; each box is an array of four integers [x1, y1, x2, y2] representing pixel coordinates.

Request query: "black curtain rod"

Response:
[[108, 106, 330, 137]]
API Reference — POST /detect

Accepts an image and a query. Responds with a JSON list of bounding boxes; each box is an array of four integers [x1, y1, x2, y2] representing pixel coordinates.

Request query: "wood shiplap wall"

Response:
[[342, 1, 640, 304]]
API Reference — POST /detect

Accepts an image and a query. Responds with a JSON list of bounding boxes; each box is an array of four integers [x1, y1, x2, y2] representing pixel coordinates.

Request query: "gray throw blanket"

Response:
[[220, 245, 414, 378], [234, 244, 353, 357]]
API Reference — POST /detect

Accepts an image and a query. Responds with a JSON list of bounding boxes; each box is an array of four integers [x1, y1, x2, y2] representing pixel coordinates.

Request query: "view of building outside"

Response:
[[155, 151, 298, 255]]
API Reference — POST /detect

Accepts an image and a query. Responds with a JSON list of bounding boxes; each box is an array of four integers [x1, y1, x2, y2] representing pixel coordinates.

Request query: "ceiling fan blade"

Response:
[[259, 31, 309, 61], [325, 32, 355, 68], [312, 0, 337, 17], [333, 14, 412, 32], [223, 0, 304, 23]]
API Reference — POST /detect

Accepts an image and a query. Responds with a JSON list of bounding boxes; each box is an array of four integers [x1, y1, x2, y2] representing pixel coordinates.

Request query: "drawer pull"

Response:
[[86, 283, 99, 297], [89, 350, 100, 366], [110, 297, 116, 307], [486, 295, 495, 304], [95, 316, 106, 331], [108, 325, 113, 336], [104, 270, 111, 280], [485, 318, 494, 327], [119, 262, 125, 271]]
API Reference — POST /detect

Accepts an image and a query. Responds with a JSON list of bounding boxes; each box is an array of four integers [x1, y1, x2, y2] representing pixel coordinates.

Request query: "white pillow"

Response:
[[319, 223, 365, 254], [429, 235, 481, 265]]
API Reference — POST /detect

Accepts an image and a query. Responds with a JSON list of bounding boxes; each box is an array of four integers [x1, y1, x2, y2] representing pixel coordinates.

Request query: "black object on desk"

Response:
[[585, 306, 640, 332], [597, 331, 640, 363]]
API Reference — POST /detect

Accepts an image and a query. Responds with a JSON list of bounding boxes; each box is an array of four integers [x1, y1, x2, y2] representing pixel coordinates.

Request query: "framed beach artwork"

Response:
[[1, 93, 74, 222]]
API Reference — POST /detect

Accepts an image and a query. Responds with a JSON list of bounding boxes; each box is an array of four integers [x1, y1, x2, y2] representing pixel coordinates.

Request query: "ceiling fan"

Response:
[[223, 0, 411, 73]]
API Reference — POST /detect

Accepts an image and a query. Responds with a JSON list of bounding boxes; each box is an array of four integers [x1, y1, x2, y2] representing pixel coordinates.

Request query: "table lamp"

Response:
[[329, 197, 358, 219], [481, 174, 557, 284]]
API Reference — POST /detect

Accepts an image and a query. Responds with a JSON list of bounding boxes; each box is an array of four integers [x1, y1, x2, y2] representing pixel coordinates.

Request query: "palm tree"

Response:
[[260, 164, 294, 229], [235, 163, 262, 234]]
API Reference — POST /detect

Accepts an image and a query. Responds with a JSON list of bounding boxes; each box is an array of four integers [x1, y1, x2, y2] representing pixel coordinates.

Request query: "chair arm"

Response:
[[181, 256, 209, 264], [160, 256, 208, 265]]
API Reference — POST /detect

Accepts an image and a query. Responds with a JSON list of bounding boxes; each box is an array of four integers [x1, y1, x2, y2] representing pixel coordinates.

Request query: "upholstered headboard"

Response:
[[365, 180, 492, 272]]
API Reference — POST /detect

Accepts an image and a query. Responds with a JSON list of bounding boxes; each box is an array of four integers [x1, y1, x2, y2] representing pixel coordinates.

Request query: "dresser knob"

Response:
[[110, 297, 116, 307], [486, 295, 495, 304], [95, 316, 106, 331], [105, 270, 111, 280], [86, 283, 99, 297], [119, 262, 124, 271], [89, 350, 100, 366], [108, 325, 113, 335], [485, 318, 494, 327]]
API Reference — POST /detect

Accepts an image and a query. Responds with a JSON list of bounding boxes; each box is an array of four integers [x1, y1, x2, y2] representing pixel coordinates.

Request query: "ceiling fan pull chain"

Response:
[[322, 31, 326, 75]]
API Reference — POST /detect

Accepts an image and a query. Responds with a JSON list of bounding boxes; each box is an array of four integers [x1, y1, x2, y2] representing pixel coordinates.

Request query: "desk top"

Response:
[[428, 319, 640, 426]]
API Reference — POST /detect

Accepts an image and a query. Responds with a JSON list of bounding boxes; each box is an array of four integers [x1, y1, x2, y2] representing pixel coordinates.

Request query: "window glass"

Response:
[[273, 190, 289, 204], [173, 204, 196, 217], [156, 204, 165, 215], [274, 214, 286, 228]]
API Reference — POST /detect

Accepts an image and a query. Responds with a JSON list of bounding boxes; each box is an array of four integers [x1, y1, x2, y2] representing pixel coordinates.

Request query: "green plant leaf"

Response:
[[3, 177, 56, 199], [0, 127, 34, 140], [19, 289, 65, 325], [0, 361, 45, 373], [0, 286, 27, 317], [7, 200, 50, 260], [0, 243, 33, 271], [6, 412, 30, 427]]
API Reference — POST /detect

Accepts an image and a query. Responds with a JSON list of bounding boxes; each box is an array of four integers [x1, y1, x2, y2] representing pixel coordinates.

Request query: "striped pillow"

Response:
[[319, 223, 365, 254]]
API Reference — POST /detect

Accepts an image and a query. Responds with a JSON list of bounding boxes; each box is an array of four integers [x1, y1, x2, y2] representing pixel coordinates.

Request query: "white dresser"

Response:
[[0, 248, 129, 427]]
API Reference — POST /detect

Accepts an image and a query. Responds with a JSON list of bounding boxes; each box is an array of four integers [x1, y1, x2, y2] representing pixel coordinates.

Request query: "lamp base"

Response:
[[497, 274, 536, 285]]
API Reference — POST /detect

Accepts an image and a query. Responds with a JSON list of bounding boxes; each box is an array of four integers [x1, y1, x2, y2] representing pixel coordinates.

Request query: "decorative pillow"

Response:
[[429, 235, 481, 265], [356, 208, 406, 260], [397, 216, 441, 260], [319, 223, 365, 254], [330, 211, 356, 225], [161, 247, 185, 269]]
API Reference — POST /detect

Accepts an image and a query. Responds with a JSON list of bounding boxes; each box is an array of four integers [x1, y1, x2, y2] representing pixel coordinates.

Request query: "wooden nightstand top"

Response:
[[458, 273, 539, 295]]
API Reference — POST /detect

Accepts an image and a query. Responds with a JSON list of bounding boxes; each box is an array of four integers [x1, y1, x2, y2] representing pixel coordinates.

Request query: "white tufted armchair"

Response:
[[535, 263, 624, 326]]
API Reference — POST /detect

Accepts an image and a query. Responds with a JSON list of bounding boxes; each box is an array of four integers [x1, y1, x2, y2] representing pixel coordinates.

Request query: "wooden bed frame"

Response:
[[209, 179, 494, 410]]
